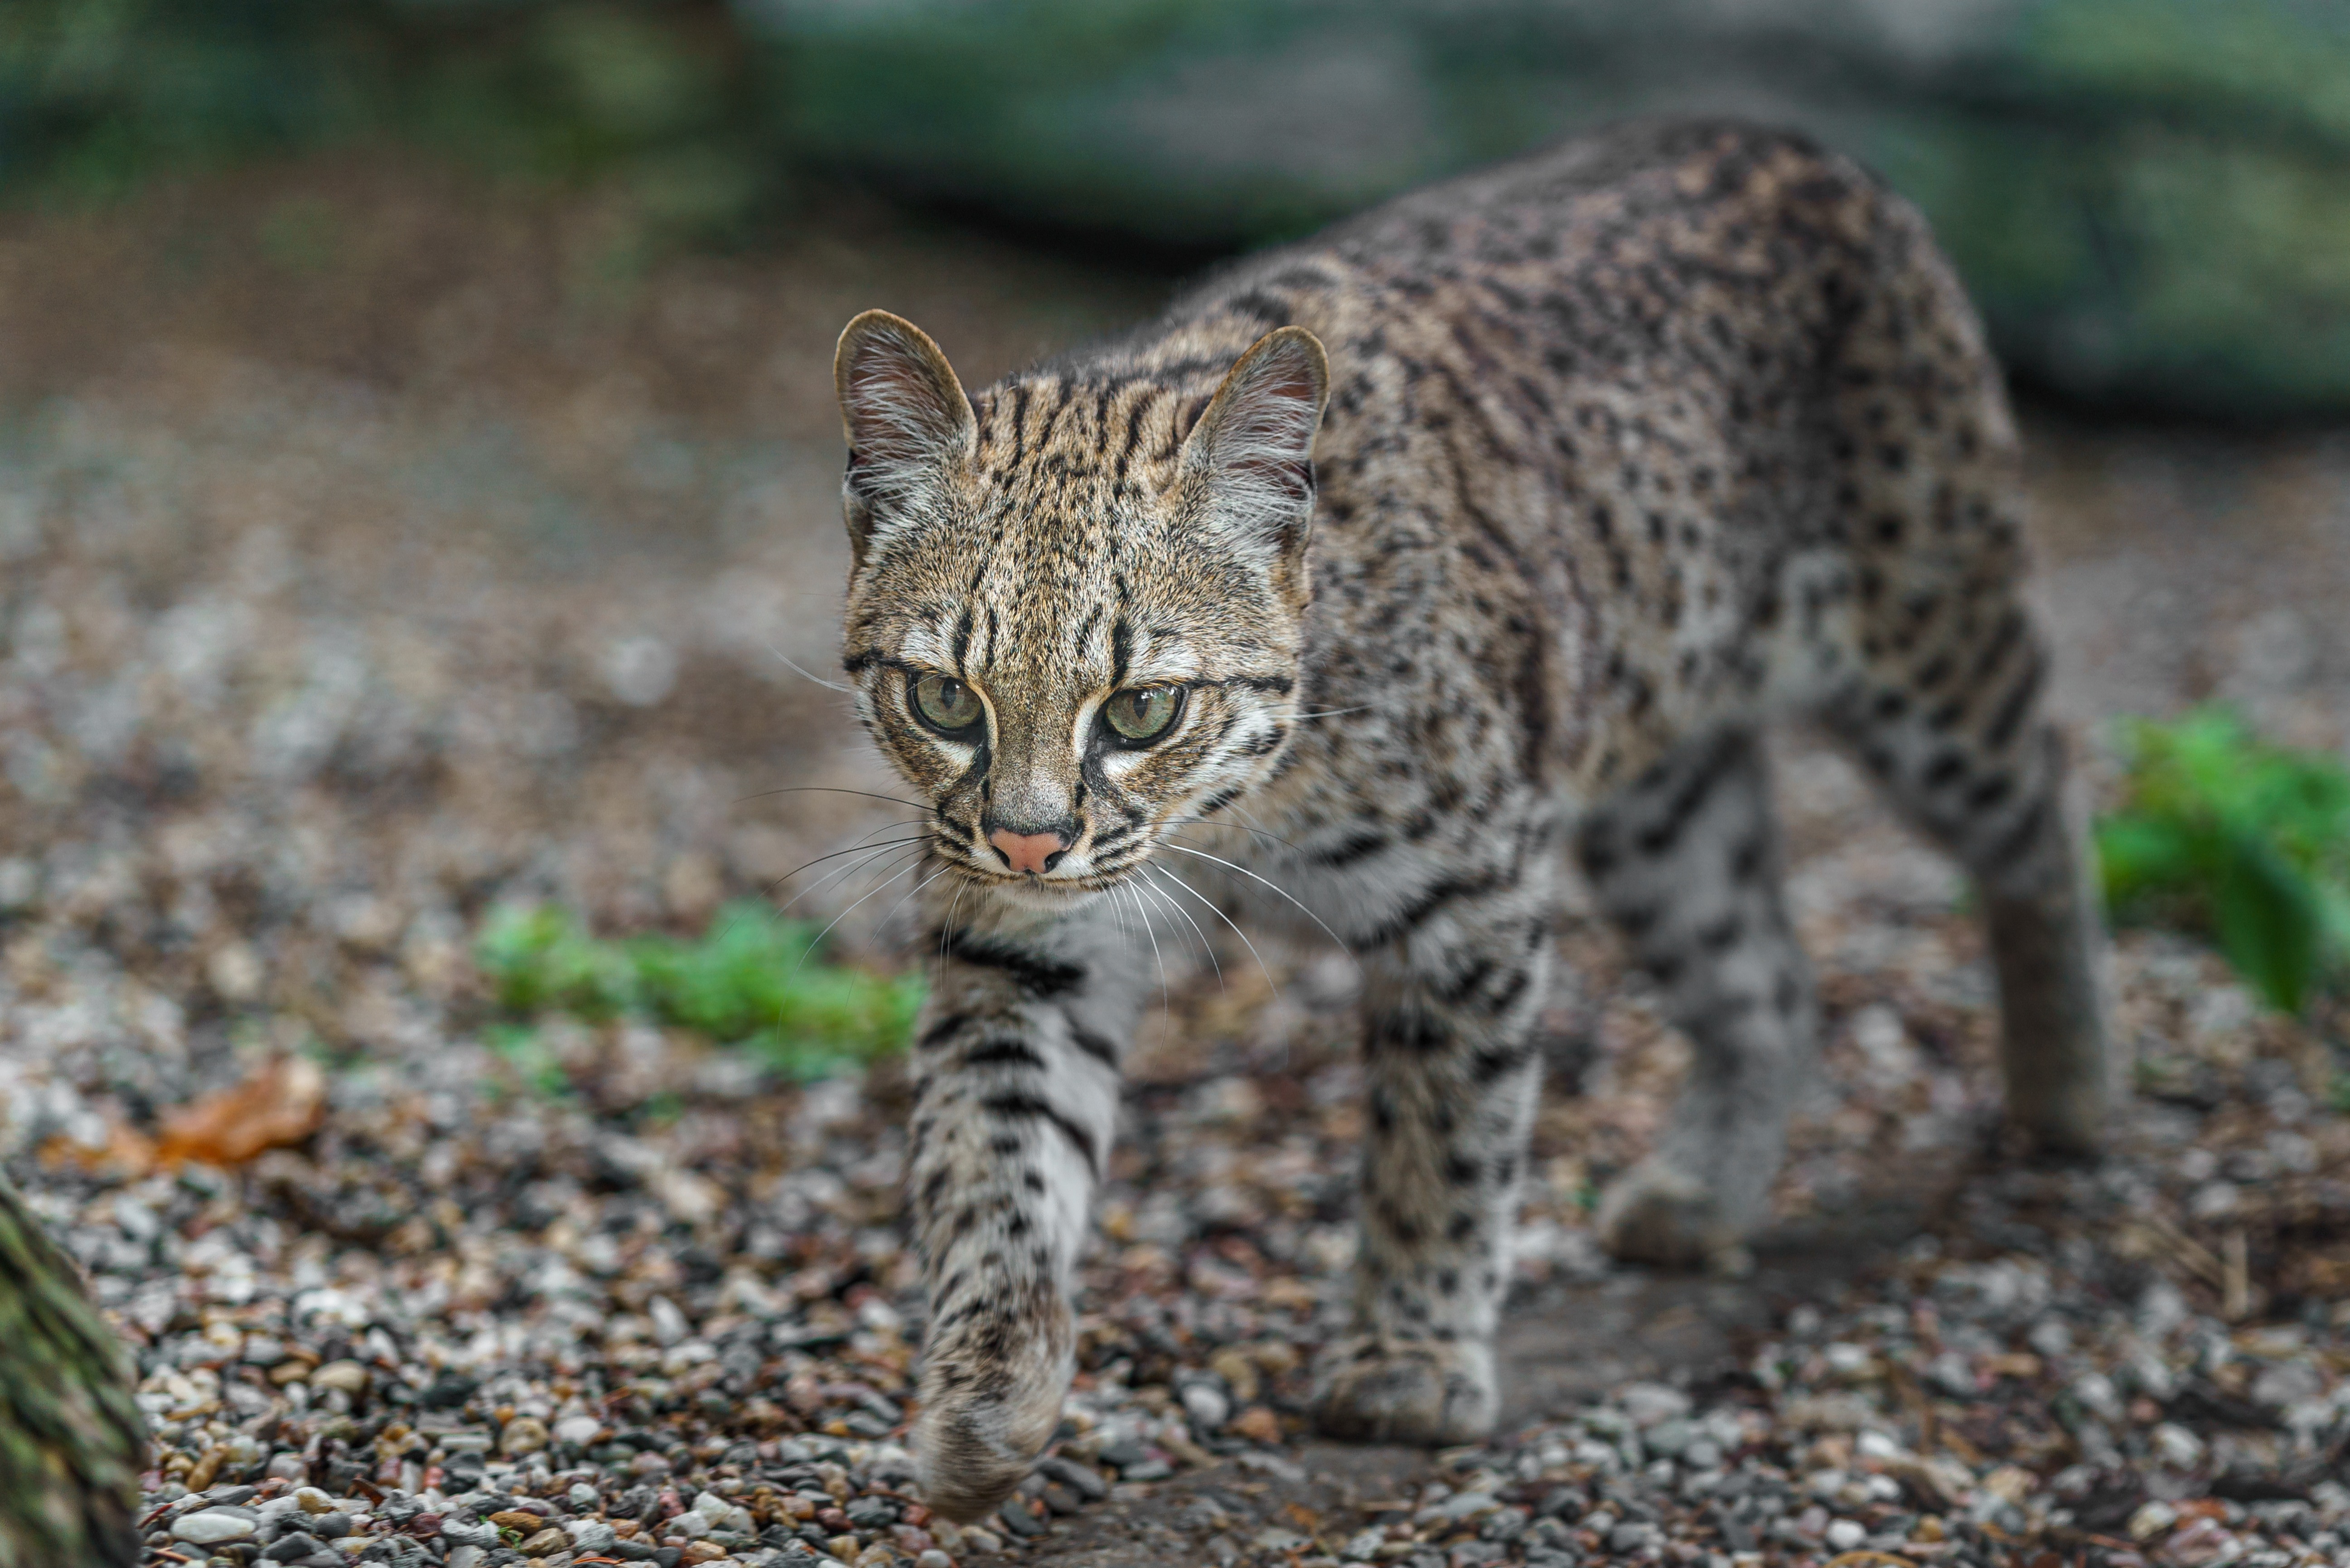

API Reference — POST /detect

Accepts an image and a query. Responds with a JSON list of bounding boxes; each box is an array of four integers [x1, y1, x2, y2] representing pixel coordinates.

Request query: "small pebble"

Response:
[[500, 1415, 551, 1457], [309, 1361, 370, 1394], [173, 1512, 257, 1546]]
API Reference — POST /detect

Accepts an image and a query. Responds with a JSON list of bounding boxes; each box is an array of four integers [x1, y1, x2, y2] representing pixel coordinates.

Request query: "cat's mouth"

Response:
[[942, 840, 1153, 901]]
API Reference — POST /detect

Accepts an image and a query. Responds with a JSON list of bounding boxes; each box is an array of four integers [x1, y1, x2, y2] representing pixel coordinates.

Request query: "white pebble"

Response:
[[1180, 1382, 1230, 1431], [1826, 1519, 1867, 1550], [1618, 1381, 1691, 1427], [566, 1520, 616, 1553], [1823, 1343, 1873, 1376], [2153, 1422, 2205, 1470], [309, 1360, 371, 1394], [2128, 1500, 2179, 1541], [171, 1510, 257, 1545]]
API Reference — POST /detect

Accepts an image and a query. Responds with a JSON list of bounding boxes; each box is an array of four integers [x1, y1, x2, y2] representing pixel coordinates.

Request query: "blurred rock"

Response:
[[758, 0, 2350, 416]]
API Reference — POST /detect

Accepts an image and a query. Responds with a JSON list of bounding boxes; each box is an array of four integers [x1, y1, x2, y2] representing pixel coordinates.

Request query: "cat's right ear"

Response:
[[834, 310, 977, 566]]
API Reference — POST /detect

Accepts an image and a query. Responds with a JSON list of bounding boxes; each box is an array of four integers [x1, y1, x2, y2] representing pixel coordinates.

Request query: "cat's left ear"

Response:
[[1180, 326, 1330, 586]]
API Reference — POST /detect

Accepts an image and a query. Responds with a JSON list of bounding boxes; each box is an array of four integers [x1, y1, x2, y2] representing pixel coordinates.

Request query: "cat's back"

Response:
[[1146, 116, 2014, 797], [1167, 116, 1914, 398]]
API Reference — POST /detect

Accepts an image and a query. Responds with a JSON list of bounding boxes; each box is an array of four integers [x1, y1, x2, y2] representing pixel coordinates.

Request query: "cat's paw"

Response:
[[912, 1336, 1071, 1523], [1595, 1157, 1749, 1273], [1310, 1335, 1496, 1446]]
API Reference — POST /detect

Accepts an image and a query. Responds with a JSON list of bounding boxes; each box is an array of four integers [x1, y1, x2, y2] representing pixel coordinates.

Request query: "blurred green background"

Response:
[[7, 0, 2350, 418]]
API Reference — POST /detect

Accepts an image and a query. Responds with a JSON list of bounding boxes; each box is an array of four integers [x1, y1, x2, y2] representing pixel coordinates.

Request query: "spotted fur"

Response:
[[829, 119, 2110, 1520]]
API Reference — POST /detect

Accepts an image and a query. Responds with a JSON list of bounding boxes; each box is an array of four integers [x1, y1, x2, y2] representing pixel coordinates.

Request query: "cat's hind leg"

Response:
[[1826, 621, 2109, 1156], [1579, 727, 1816, 1270], [1816, 183, 2110, 1156]]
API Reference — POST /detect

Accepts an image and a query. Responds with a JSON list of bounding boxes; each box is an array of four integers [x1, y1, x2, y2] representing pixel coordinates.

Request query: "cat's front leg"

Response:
[[1312, 867, 1556, 1445], [903, 907, 1134, 1522]]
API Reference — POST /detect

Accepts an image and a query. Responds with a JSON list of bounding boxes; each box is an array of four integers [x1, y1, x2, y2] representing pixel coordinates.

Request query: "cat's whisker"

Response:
[[1231, 800, 1315, 858], [1142, 861, 1281, 997], [862, 857, 963, 961], [765, 818, 927, 876], [1163, 817, 1309, 857], [764, 833, 933, 912], [933, 877, 968, 990], [764, 640, 856, 694], [1121, 882, 1174, 1015], [773, 843, 929, 934], [735, 784, 934, 812], [1154, 841, 1359, 968], [765, 847, 926, 923], [805, 839, 932, 912], [1280, 702, 1383, 721], [796, 857, 954, 977], [1136, 866, 1223, 989], [1101, 880, 1137, 948]]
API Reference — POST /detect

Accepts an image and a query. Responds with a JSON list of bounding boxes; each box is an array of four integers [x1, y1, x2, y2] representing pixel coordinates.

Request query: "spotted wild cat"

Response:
[[825, 119, 2109, 1520]]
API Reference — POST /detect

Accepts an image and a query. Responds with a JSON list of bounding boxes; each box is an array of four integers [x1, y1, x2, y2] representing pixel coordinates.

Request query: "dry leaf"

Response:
[[1230, 1405, 1283, 1445], [155, 1054, 327, 1167]]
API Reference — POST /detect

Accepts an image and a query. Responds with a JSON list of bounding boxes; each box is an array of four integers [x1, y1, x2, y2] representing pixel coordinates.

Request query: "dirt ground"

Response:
[[5, 158, 2349, 1568]]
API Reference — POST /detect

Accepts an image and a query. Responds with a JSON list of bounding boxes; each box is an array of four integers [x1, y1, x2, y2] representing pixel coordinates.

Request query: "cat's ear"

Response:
[[1180, 326, 1330, 578], [834, 310, 977, 564]]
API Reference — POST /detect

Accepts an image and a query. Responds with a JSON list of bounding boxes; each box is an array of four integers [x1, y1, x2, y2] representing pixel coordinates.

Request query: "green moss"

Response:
[[474, 899, 923, 1081]]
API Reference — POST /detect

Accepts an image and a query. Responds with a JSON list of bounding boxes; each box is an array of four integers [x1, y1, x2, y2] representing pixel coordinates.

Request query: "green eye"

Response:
[[912, 673, 983, 733], [1102, 686, 1184, 743]]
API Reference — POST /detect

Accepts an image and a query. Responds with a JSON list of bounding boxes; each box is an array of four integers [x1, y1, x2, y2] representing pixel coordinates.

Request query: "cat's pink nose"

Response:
[[988, 829, 1068, 875]]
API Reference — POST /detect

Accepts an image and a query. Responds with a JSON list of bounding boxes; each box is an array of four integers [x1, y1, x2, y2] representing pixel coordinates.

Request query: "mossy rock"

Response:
[[0, 1170, 144, 1567]]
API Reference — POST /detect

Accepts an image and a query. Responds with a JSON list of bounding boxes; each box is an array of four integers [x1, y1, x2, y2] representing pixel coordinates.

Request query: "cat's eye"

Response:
[[910, 673, 983, 734], [1101, 685, 1184, 744]]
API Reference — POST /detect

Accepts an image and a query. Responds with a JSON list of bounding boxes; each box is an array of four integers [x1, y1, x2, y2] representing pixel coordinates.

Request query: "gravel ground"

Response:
[[2, 160, 2348, 1568]]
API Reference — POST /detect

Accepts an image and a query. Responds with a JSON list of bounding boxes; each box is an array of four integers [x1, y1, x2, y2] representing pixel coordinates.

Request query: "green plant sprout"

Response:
[[474, 900, 923, 1081], [2095, 708, 2350, 1013]]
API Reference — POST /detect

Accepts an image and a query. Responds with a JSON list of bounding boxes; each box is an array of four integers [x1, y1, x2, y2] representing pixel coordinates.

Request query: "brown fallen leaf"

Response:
[[1231, 1405, 1284, 1446], [154, 1054, 327, 1168]]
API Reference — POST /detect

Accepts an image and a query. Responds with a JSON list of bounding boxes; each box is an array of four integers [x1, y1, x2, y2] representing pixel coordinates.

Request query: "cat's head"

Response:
[[832, 309, 1329, 904]]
